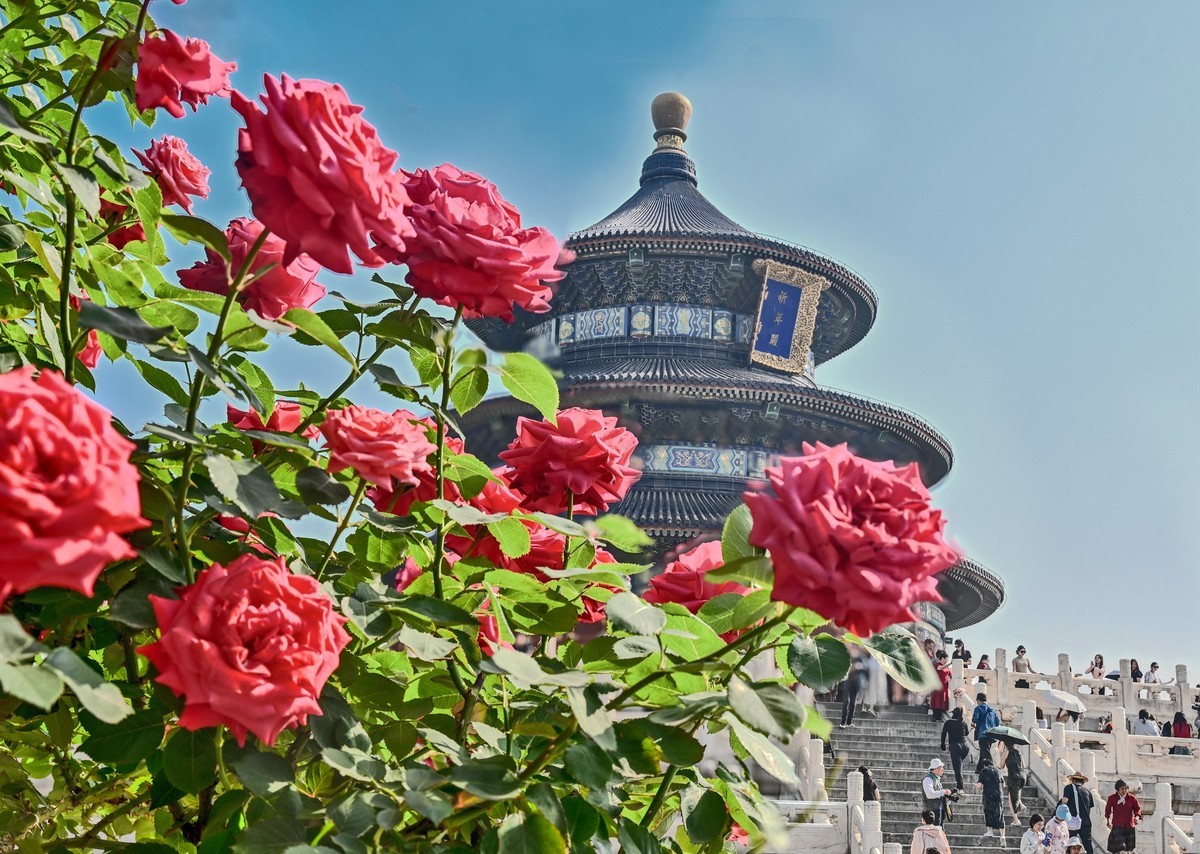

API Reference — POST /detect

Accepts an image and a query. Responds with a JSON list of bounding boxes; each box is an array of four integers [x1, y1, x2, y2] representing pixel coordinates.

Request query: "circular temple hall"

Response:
[[462, 93, 1004, 632]]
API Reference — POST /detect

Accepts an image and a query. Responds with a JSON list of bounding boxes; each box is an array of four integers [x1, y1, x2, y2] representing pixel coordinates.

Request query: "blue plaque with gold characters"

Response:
[[749, 260, 830, 373]]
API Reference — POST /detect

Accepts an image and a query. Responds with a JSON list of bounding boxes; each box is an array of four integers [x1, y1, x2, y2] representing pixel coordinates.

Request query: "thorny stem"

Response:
[[314, 480, 368, 581]]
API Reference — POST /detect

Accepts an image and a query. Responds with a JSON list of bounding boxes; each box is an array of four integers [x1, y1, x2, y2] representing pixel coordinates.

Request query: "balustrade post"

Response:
[[1190, 812, 1200, 854], [1119, 658, 1134, 711], [996, 647, 1009, 705], [864, 800, 883, 852], [808, 738, 827, 801], [950, 659, 965, 712], [883, 844, 903, 854], [1081, 749, 1097, 783], [1111, 707, 1130, 774], [1058, 653, 1074, 693], [1023, 699, 1037, 735], [1154, 781, 1175, 854], [1053, 722, 1067, 749], [849, 769, 863, 805], [1175, 664, 1190, 716]]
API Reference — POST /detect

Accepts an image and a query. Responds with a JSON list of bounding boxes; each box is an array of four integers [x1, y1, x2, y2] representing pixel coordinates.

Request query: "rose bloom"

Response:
[[499, 407, 640, 516], [398, 163, 565, 321], [227, 402, 319, 453], [393, 556, 422, 593], [139, 554, 350, 746], [0, 368, 146, 604], [320, 406, 435, 487], [367, 425, 461, 515], [68, 295, 102, 369], [135, 29, 236, 118], [744, 442, 958, 637], [231, 74, 414, 275], [134, 136, 210, 213], [178, 218, 326, 320], [643, 541, 748, 613], [98, 198, 146, 250]]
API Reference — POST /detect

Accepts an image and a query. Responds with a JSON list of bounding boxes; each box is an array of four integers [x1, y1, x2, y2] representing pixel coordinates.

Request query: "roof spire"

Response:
[[651, 92, 692, 151]]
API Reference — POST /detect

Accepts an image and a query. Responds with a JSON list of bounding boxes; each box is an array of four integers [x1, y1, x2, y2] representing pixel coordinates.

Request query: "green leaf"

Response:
[[724, 714, 800, 788], [697, 593, 743, 637], [563, 740, 612, 789], [786, 634, 850, 693], [204, 454, 281, 518], [562, 796, 601, 851], [484, 648, 589, 688], [859, 626, 939, 692], [134, 360, 189, 408], [566, 685, 616, 751], [110, 577, 176, 629], [80, 710, 165, 764], [296, 467, 352, 506], [494, 352, 559, 422], [605, 591, 666, 636], [393, 595, 475, 626], [0, 221, 23, 251], [0, 98, 51, 143], [398, 626, 457, 662], [62, 164, 101, 218], [618, 818, 664, 854], [403, 789, 453, 824], [683, 788, 727, 845], [162, 728, 218, 793], [728, 676, 806, 739], [0, 662, 64, 709], [591, 514, 653, 552], [450, 365, 489, 415], [79, 301, 170, 344], [721, 503, 754, 563], [283, 308, 355, 365], [231, 816, 308, 853], [731, 588, 774, 630], [446, 757, 522, 800], [527, 783, 566, 833], [497, 812, 566, 854], [486, 516, 531, 559], [0, 615, 40, 663], [160, 214, 230, 262], [44, 649, 131, 723], [705, 554, 773, 587]]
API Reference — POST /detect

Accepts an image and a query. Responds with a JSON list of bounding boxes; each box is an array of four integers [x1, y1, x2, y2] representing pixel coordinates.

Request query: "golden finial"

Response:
[[651, 92, 692, 151]]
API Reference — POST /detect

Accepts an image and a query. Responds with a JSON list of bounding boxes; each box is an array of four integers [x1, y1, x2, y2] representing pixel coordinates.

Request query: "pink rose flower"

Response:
[[0, 368, 146, 604], [178, 218, 327, 320], [98, 198, 146, 250], [398, 163, 565, 321], [452, 519, 566, 582], [231, 74, 415, 275], [227, 401, 320, 453], [134, 135, 210, 213], [139, 554, 350, 746], [319, 406, 435, 487], [499, 407, 640, 516], [135, 29, 236, 118], [744, 442, 958, 637], [643, 541, 748, 613], [393, 556, 422, 593], [367, 425, 461, 515]]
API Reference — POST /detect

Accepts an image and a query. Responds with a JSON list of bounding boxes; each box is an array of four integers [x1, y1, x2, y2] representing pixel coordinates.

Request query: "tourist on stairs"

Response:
[[940, 707, 970, 792], [931, 651, 951, 722], [910, 809, 951, 854], [999, 741, 1026, 825], [1012, 645, 1035, 689], [922, 758, 954, 826], [975, 755, 1008, 848], [1130, 709, 1158, 736], [1060, 771, 1094, 854], [1104, 779, 1141, 853], [1044, 804, 1072, 854], [1066, 838, 1084, 854], [839, 653, 868, 728], [972, 692, 1000, 773], [1019, 814, 1045, 854], [858, 766, 880, 802]]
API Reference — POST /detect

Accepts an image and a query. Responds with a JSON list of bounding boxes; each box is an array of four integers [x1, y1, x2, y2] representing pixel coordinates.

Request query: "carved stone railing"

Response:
[[846, 771, 884, 854]]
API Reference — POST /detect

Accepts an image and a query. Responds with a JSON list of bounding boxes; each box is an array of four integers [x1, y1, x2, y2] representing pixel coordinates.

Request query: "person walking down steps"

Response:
[[1061, 771, 1095, 854], [976, 755, 1009, 848], [940, 707, 971, 793], [922, 758, 955, 826]]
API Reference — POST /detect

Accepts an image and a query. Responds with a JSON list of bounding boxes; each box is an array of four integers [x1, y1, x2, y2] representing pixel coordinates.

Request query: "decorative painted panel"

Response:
[[573, 306, 627, 341], [557, 314, 576, 345], [553, 305, 749, 346], [642, 444, 771, 479], [736, 314, 754, 344], [629, 304, 654, 339], [713, 310, 734, 343], [749, 260, 830, 374]]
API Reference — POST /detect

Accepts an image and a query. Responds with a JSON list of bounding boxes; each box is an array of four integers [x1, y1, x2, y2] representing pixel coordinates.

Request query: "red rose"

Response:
[[477, 608, 502, 657], [68, 295, 102, 369], [450, 519, 563, 581], [643, 541, 748, 640], [393, 556, 422, 592], [139, 554, 349, 746], [231, 74, 414, 275], [178, 218, 327, 320], [135, 29, 236, 119], [744, 442, 958, 637], [320, 406, 435, 487], [398, 163, 565, 321], [98, 198, 146, 250], [0, 368, 146, 604], [134, 135, 210, 213], [367, 426, 462, 515], [499, 407, 640, 516], [227, 401, 319, 454]]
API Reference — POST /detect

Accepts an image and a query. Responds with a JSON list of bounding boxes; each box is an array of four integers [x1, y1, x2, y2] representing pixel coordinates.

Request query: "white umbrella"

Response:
[[1041, 688, 1087, 713]]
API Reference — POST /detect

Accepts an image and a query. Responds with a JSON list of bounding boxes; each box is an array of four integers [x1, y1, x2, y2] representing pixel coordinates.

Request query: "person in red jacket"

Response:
[[1104, 780, 1141, 853]]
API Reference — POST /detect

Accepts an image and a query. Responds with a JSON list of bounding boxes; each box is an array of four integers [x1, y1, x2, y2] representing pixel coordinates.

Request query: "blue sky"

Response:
[[101, 1, 1199, 678]]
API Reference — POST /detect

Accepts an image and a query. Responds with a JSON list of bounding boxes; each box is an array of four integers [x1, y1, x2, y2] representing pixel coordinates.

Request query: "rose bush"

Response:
[[0, 5, 949, 850]]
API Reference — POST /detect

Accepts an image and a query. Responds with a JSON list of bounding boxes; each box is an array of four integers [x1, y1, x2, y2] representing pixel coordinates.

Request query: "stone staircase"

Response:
[[817, 702, 1057, 853]]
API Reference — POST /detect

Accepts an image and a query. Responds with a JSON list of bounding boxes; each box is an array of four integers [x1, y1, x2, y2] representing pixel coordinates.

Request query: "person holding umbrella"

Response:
[[1061, 771, 1094, 854]]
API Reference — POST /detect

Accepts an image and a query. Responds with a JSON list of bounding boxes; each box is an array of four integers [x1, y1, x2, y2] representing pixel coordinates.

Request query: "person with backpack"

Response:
[[1060, 771, 1094, 854], [971, 691, 1000, 773]]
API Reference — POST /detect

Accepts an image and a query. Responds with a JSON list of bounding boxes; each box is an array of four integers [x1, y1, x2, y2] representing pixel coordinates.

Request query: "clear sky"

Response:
[[103, 1, 1199, 680]]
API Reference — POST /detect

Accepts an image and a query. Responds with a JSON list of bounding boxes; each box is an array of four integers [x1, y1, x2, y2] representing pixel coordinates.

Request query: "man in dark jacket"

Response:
[[971, 692, 999, 773], [1061, 771, 1095, 854]]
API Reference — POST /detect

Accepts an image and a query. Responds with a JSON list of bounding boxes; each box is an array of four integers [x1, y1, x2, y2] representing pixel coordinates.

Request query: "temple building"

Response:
[[462, 93, 1004, 633]]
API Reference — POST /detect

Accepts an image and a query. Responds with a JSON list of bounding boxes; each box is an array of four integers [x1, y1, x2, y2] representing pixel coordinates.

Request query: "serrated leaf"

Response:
[[497, 811, 566, 854], [61, 164, 101, 218], [231, 816, 307, 852], [44, 649, 131, 723], [397, 626, 456, 662], [591, 514, 652, 552], [160, 213, 230, 262], [859, 626, 939, 692], [486, 516, 531, 559], [79, 301, 170, 344], [450, 365, 488, 415], [721, 503, 754, 563], [80, 710, 165, 764], [786, 634, 851, 693], [204, 454, 281, 518], [728, 676, 806, 739], [705, 554, 773, 587], [283, 307, 355, 365], [683, 788, 727, 844], [605, 592, 666, 636], [0, 99, 51, 142], [724, 714, 800, 787], [563, 740, 611, 789], [618, 818, 664, 854], [296, 467, 352, 506], [162, 728, 218, 793], [0, 663, 64, 709], [446, 758, 521, 800], [0, 616, 41, 663], [494, 352, 558, 422]]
